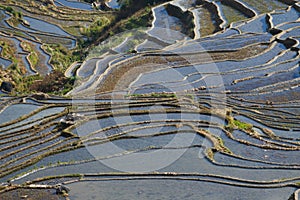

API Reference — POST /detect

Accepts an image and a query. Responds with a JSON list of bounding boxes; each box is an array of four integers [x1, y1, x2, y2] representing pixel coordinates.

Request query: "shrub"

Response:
[[29, 70, 70, 93], [5, 6, 13, 13]]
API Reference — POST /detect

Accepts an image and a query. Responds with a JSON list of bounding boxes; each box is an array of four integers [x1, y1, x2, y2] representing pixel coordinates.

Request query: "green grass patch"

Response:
[[225, 116, 253, 132], [44, 44, 80, 71], [28, 52, 39, 68], [0, 40, 15, 60], [121, 6, 152, 30], [233, 119, 253, 131], [80, 16, 111, 40]]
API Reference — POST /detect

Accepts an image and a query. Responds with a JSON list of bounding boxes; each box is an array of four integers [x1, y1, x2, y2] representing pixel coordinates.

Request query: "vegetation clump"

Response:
[[29, 70, 76, 95], [44, 44, 81, 71], [80, 16, 111, 41], [226, 116, 253, 132], [4, 6, 23, 19], [233, 119, 253, 131]]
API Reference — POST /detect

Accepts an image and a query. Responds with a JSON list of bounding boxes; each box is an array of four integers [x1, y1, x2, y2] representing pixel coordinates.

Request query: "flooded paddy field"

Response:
[[1, 0, 300, 199]]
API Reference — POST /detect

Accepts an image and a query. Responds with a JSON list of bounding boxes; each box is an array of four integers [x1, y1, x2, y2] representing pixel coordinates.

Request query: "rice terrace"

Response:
[[0, 0, 300, 199]]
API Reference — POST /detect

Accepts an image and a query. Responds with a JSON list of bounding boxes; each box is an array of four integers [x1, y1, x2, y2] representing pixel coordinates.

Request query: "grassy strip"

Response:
[[21, 41, 39, 70], [233, 119, 253, 131], [28, 52, 38, 68], [226, 115, 253, 132], [43, 44, 80, 71]]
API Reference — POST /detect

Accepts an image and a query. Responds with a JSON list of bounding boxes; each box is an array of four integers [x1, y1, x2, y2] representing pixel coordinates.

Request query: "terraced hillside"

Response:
[[1, 0, 300, 199]]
